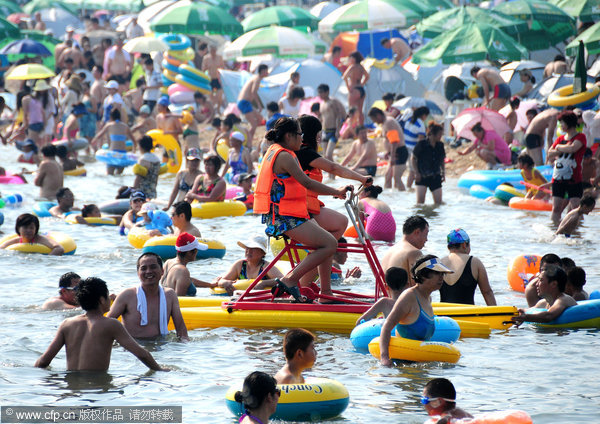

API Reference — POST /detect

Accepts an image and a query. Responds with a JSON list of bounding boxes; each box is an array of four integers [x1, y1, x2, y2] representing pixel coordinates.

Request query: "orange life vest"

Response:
[[253, 144, 309, 219], [306, 166, 324, 214]]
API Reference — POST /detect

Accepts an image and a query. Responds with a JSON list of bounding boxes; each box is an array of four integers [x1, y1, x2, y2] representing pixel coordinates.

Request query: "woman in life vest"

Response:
[[297, 114, 370, 297], [254, 117, 350, 302]]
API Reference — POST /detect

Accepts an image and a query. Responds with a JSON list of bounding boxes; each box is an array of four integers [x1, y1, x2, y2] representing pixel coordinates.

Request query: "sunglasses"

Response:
[[64, 286, 78, 291], [420, 396, 455, 405]]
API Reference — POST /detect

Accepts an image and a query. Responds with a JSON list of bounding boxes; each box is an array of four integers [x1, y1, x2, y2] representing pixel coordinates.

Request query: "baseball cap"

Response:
[[230, 131, 245, 143], [186, 148, 202, 160], [157, 96, 170, 107], [140, 104, 151, 115], [130, 190, 146, 201], [105, 80, 119, 89], [237, 235, 268, 254], [447, 228, 470, 246], [238, 173, 255, 182], [413, 257, 453, 274], [176, 232, 208, 252]]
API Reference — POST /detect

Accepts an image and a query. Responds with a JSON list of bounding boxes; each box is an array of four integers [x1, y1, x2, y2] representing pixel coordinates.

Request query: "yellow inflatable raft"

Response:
[[0, 232, 76, 255], [63, 167, 86, 177], [368, 335, 461, 363], [216, 138, 229, 161], [146, 129, 182, 174], [65, 216, 117, 226], [547, 83, 600, 108], [191, 200, 246, 219]]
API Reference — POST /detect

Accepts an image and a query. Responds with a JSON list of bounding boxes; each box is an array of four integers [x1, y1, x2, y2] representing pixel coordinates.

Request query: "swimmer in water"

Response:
[[555, 194, 596, 236], [355, 267, 407, 325], [42, 272, 80, 310], [0, 213, 64, 255], [422, 378, 472, 423], [35, 277, 167, 371], [235, 371, 280, 424], [275, 328, 317, 384]]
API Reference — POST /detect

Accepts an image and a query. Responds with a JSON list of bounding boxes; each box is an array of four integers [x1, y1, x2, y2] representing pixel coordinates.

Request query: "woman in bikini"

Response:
[[185, 154, 226, 203]]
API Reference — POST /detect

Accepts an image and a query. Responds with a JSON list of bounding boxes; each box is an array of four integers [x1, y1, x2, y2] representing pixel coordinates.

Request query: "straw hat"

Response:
[[33, 80, 51, 91]]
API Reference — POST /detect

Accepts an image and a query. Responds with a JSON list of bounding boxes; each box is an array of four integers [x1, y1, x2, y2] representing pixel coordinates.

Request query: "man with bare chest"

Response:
[[201, 45, 225, 110], [105, 37, 133, 90]]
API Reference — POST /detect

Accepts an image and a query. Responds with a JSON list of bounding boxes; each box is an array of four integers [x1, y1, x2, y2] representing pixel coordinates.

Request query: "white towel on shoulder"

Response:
[[136, 285, 168, 336]]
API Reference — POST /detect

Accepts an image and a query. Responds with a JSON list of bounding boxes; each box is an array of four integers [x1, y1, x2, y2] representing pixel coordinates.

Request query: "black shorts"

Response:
[[362, 165, 377, 177], [416, 174, 442, 192], [394, 145, 408, 165], [210, 78, 222, 90], [525, 133, 543, 149], [552, 180, 583, 199], [109, 73, 131, 85]]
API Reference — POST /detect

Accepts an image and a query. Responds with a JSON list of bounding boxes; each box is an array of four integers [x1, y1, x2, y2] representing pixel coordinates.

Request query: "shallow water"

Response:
[[0, 143, 599, 423]]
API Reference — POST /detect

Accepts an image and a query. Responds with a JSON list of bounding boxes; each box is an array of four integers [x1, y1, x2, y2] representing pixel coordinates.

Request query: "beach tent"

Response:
[[499, 60, 545, 96], [310, 1, 340, 20], [267, 59, 343, 98], [330, 29, 407, 60], [219, 69, 287, 111], [39, 7, 82, 38]]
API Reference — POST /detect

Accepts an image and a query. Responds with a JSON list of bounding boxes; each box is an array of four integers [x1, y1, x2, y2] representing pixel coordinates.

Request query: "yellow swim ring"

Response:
[[127, 227, 152, 249], [65, 216, 117, 226], [169, 47, 195, 62], [216, 138, 229, 161], [368, 335, 461, 363], [190, 200, 247, 219], [63, 167, 86, 177], [146, 129, 182, 174], [210, 279, 253, 295], [162, 69, 178, 84], [547, 83, 600, 108], [0, 232, 76, 255], [270, 237, 309, 262]]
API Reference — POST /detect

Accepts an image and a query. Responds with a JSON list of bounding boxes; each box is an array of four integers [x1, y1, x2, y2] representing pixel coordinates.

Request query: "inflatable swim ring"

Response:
[[508, 197, 552, 211], [161, 59, 180, 75], [527, 299, 600, 329], [0, 232, 76, 255], [159, 34, 191, 51], [507, 254, 541, 292], [216, 138, 229, 161], [64, 167, 87, 177], [1, 193, 23, 207], [167, 83, 192, 97], [146, 129, 182, 174], [174, 74, 210, 95], [98, 199, 130, 215], [458, 166, 552, 193], [494, 184, 524, 203], [270, 237, 309, 262], [169, 47, 195, 62], [65, 215, 117, 226], [142, 234, 226, 260], [191, 200, 246, 219], [52, 138, 89, 152], [225, 185, 244, 200], [33, 201, 57, 218], [0, 173, 26, 184], [469, 184, 494, 200], [95, 149, 138, 167], [425, 410, 532, 424], [368, 335, 460, 363], [179, 65, 210, 84], [170, 90, 195, 105], [226, 377, 349, 422], [163, 54, 184, 68], [162, 69, 178, 85], [548, 83, 600, 109], [210, 279, 253, 295]]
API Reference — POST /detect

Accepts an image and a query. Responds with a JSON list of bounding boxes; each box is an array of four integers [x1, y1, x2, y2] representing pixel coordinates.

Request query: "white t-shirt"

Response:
[[143, 69, 162, 101]]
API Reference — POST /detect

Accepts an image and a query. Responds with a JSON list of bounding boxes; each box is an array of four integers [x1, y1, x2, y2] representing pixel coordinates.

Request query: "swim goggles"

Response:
[[420, 396, 455, 405]]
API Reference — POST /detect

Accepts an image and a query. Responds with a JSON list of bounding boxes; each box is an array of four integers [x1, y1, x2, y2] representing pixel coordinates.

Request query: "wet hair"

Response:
[[580, 193, 596, 208], [567, 267, 586, 290], [510, 97, 521, 109], [290, 71, 300, 80], [380, 38, 390, 45], [364, 185, 383, 199], [557, 111, 577, 129], [76, 277, 109, 311], [257, 64, 268, 74], [518, 153, 534, 168], [317, 84, 329, 93], [382, 92, 395, 101], [138, 135, 153, 152], [332, 46, 341, 54], [424, 378, 456, 410], [136, 252, 163, 270], [554, 55, 566, 62], [265, 117, 300, 145], [173, 201, 192, 222], [41, 144, 57, 157], [136, 76, 146, 88], [144, 58, 153, 66], [290, 86, 305, 100], [470, 66, 481, 76], [194, 92, 206, 101], [560, 257, 576, 272], [427, 122, 443, 137], [81, 204, 98, 217], [526, 108, 538, 118], [310, 102, 320, 113], [59, 272, 80, 288], [412, 254, 440, 284], [543, 264, 568, 292], [283, 328, 315, 360], [110, 107, 121, 121], [298, 114, 322, 151], [56, 187, 72, 201], [56, 145, 68, 159], [349, 51, 363, 63], [584, 148, 593, 158], [204, 154, 222, 172], [267, 101, 279, 113], [15, 213, 40, 237], [402, 215, 428, 235], [211, 117, 221, 128], [368, 107, 385, 119], [385, 267, 408, 292], [540, 253, 561, 269], [412, 106, 430, 123], [471, 122, 484, 133], [234, 371, 278, 410]]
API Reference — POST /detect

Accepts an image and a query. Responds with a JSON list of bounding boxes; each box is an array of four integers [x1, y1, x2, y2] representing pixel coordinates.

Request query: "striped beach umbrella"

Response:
[[318, 0, 412, 34]]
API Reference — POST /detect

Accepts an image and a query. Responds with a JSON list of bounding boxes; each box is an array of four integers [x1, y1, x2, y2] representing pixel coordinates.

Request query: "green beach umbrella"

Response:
[[416, 6, 528, 39], [242, 6, 320, 33], [150, 0, 243, 36], [493, 0, 573, 23], [512, 20, 575, 51], [573, 41, 587, 95], [418, 0, 454, 12], [23, 0, 77, 15], [412, 22, 528, 66], [566, 22, 600, 56], [224, 26, 325, 60], [378, 0, 429, 25], [549, 0, 600, 23], [0, 17, 21, 39], [0, 0, 22, 16], [318, 0, 412, 34]]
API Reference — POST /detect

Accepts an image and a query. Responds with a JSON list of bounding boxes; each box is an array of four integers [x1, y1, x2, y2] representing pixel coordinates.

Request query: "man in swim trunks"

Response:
[[470, 66, 510, 111], [380, 37, 411, 63], [202, 45, 225, 111], [90, 65, 107, 124], [524, 108, 559, 166], [318, 84, 346, 163], [512, 265, 577, 325], [42, 272, 80, 310], [378, 255, 453, 366], [108, 252, 189, 340], [381, 215, 429, 286], [156, 96, 183, 141], [237, 64, 269, 150], [105, 37, 133, 91], [34, 144, 64, 200], [340, 125, 378, 177], [368, 107, 407, 190]]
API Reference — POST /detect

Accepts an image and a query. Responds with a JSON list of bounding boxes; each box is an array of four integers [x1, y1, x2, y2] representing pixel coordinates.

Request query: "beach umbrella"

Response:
[[242, 6, 320, 33], [412, 23, 528, 66], [548, 0, 600, 23], [416, 7, 528, 39], [493, 0, 573, 23], [310, 2, 340, 20], [0, 17, 21, 39], [85, 29, 118, 45], [5, 63, 56, 80], [224, 26, 325, 60], [418, 0, 454, 12], [393, 97, 443, 115], [0, 39, 52, 56], [23, 0, 77, 15], [318, 0, 412, 34], [150, 0, 243, 36], [573, 41, 587, 95], [39, 6, 83, 38], [137, 0, 175, 33], [380, 0, 436, 19], [123, 36, 169, 53], [0, 0, 22, 16], [566, 22, 600, 56], [451, 107, 511, 143]]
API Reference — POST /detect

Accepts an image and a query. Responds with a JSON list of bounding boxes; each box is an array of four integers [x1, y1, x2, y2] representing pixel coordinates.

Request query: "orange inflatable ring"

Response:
[[508, 197, 552, 211], [163, 53, 183, 68], [507, 254, 541, 292], [343, 222, 366, 238]]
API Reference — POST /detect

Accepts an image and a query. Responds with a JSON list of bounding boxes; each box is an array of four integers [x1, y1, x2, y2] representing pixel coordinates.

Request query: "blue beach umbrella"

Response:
[[0, 39, 53, 56]]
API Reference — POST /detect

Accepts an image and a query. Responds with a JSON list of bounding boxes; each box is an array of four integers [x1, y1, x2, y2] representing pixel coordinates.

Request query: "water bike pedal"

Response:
[[271, 280, 312, 303]]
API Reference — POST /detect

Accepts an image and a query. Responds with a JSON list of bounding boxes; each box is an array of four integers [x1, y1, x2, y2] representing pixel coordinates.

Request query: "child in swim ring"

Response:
[[275, 328, 317, 384], [0, 213, 64, 255]]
